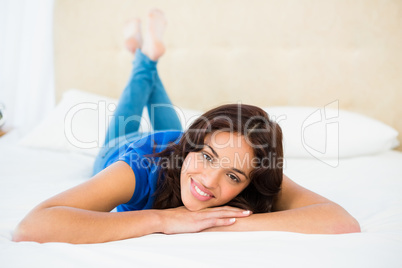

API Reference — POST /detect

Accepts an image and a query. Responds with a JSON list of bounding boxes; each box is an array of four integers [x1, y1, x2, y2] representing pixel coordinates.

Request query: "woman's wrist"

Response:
[[122, 209, 166, 238], [149, 209, 166, 234]]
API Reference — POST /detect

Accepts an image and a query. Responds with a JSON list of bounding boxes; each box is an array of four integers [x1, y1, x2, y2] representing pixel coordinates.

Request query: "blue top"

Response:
[[104, 131, 183, 212]]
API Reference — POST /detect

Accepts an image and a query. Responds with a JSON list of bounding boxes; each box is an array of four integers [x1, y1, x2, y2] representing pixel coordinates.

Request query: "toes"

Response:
[[147, 8, 167, 25], [124, 18, 142, 39], [149, 8, 164, 17]]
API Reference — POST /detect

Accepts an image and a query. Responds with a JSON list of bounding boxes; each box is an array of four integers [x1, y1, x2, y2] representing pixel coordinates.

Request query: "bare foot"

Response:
[[124, 18, 142, 54], [142, 9, 167, 61]]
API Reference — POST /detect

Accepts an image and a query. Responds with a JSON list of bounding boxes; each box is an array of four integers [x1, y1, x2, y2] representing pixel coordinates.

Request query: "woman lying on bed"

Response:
[[13, 9, 360, 244]]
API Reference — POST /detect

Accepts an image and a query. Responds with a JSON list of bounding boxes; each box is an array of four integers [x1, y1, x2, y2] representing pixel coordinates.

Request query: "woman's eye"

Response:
[[202, 152, 213, 162], [228, 174, 240, 183]]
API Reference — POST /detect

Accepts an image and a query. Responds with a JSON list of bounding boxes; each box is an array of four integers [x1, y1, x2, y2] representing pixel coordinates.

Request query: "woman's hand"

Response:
[[159, 206, 252, 234]]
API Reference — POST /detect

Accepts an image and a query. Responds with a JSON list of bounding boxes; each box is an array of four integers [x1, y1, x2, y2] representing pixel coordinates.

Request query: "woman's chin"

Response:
[[183, 201, 204, 211], [182, 197, 208, 211]]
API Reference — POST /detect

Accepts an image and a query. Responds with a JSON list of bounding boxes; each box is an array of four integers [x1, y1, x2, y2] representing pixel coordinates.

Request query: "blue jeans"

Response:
[[93, 49, 182, 175]]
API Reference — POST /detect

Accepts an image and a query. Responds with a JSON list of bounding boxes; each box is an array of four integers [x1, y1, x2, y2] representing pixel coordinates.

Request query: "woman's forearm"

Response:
[[12, 206, 163, 244], [204, 203, 361, 234]]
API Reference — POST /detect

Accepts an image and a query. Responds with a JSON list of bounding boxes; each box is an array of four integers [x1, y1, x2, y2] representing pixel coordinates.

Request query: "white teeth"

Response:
[[194, 185, 211, 197]]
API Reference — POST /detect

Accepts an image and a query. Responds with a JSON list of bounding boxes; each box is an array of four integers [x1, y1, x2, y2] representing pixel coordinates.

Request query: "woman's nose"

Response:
[[201, 169, 220, 189]]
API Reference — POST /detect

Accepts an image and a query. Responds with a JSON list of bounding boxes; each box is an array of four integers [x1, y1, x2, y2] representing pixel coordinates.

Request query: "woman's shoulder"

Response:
[[152, 130, 183, 141], [141, 130, 182, 145], [125, 130, 183, 154]]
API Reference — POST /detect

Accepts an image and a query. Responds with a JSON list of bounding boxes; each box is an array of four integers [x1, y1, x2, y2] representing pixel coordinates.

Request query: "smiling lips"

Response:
[[190, 178, 214, 201]]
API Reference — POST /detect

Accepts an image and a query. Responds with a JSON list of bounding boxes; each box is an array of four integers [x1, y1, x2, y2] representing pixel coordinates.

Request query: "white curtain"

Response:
[[0, 0, 55, 133]]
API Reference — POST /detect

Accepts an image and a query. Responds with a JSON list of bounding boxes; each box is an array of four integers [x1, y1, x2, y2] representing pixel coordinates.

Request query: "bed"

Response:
[[1, 90, 402, 267], [2, 0, 402, 266]]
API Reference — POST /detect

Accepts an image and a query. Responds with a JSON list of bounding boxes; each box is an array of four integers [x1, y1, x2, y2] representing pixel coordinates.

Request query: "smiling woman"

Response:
[[12, 9, 360, 244], [181, 133, 257, 210], [153, 105, 283, 213]]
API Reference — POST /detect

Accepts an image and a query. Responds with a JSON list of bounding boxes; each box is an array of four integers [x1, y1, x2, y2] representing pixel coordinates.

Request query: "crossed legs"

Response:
[[104, 9, 182, 146], [93, 9, 182, 175]]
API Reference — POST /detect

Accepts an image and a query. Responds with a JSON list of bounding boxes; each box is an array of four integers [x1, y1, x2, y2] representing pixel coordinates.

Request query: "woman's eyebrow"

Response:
[[204, 144, 250, 180], [205, 144, 219, 158], [231, 167, 249, 180]]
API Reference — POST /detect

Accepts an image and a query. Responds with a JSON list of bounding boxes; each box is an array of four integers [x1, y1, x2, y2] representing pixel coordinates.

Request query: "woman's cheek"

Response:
[[181, 153, 198, 174], [220, 183, 245, 202]]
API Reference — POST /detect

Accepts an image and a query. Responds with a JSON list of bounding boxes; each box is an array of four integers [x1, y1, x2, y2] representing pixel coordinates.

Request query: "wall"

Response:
[[54, 0, 402, 150]]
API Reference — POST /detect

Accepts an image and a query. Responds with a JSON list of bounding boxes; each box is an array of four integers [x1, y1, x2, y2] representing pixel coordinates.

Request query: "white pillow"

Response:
[[264, 105, 399, 160], [19, 89, 202, 157], [20, 90, 399, 160]]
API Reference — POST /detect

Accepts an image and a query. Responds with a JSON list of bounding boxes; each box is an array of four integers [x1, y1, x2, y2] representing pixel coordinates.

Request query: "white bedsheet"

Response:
[[1, 131, 402, 267]]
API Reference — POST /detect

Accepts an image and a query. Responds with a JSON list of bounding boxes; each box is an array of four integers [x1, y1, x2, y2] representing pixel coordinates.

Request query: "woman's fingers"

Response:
[[194, 208, 251, 230], [204, 206, 248, 213], [198, 217, 237, 230], [198, 209, 251, 220], [200, 206, 252, 219], [161, 206, 252, 234]]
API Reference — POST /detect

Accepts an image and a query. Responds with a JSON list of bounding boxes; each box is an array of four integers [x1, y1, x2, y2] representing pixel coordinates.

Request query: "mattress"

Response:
[[1, 129, 402, 267]]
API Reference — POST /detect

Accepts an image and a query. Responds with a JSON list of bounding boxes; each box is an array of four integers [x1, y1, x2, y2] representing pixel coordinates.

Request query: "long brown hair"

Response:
[[152, 103, 284, 213]]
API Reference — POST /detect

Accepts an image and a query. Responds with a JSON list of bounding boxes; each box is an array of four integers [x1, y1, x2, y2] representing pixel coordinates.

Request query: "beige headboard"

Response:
[[54, 0, 402, 150]]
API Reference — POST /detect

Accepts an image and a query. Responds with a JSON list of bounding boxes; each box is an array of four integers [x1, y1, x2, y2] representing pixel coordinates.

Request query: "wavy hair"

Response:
[[152, 103, 283, 213]]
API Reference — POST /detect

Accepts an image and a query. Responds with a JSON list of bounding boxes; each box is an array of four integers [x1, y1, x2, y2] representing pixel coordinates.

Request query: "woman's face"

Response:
[[180, 131, 254, 211]]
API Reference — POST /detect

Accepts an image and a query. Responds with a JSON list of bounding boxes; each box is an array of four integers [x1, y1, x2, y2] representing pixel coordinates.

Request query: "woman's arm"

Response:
[[205, 174, 361, 234], [12, 161, 250, 244], [12, 161, 157, 244]]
